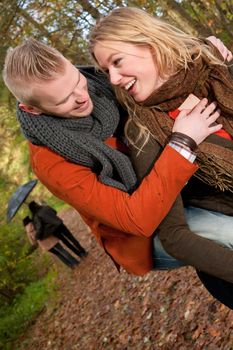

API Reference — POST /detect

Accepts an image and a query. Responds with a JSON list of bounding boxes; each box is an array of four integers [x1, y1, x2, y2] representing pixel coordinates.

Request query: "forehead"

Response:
[[32, 61, 81, 105], [94, 41, 151, 63]]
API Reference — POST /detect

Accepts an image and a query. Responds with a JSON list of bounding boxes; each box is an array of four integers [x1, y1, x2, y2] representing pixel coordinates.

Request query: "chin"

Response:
[[72, 109, 93, 118], [84, 103, 94, 116], [132, 92, 149, 103], [134, 96, 145, 103], [137, 91, 153, 102]]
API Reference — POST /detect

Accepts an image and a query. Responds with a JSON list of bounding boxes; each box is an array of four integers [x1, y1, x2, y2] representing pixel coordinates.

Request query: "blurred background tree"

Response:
[[0, 0, 232, 77]]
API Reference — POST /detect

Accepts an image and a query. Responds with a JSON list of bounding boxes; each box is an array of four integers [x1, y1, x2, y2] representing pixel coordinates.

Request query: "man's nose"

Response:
[[73, 87, 88, 102], [109, 67, 121, 86]]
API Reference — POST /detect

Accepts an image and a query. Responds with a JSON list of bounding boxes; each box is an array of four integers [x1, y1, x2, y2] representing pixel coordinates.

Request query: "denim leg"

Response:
[[184, 207, 233, 250], [152, 206, 233, 270], [152, 235, 186, 270], [55, 231, 85, 258], [50, 243, 79, 267], [59, 225, 86, 254]]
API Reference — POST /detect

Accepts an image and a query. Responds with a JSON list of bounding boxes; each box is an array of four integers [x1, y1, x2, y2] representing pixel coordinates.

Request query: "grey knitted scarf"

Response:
[[17, 71, 137, 192]]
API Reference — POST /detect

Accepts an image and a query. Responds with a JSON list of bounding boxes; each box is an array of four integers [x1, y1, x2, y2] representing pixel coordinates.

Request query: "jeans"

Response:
[[54, 224, 87, 258], [50, 243, 79, 267], [185, 207, 233, 249], [152, 206, 233, 270]]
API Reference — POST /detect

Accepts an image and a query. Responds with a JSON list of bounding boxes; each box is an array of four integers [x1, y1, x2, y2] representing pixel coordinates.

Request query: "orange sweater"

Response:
[[29, 140, 197, 276]]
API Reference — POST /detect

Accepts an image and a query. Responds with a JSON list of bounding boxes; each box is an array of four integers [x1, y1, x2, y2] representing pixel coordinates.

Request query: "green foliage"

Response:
[[0, 103, 65, 348], [0, 223, 38, 306], [0, 201, 62, 349], [0, 270, 57, 349], [0, 105, 29, 203]]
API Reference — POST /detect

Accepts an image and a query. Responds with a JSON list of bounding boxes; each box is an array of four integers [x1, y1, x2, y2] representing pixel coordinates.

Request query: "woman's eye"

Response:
[[113, 58, 122, 66]]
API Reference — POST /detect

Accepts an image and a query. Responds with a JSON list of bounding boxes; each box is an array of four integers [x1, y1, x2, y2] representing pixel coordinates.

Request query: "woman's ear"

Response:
[[19, 103, 42, 115]]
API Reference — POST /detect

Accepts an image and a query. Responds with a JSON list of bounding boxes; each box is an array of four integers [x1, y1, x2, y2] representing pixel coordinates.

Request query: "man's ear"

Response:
[[19, 103, 42, 115]]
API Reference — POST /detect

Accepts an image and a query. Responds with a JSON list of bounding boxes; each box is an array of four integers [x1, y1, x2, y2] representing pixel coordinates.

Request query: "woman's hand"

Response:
[[172, 98, 222, 146], [207, 36, 233, 62]]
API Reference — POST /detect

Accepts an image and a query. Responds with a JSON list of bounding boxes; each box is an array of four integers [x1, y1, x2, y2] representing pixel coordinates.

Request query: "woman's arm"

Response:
[[207, 36, 233, 62], [129, 126, 233, 283], [157, 196, 233, 283]]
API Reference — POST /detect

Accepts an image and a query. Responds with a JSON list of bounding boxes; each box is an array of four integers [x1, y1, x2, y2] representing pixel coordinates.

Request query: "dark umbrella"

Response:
[[6, 179, 38, 222]]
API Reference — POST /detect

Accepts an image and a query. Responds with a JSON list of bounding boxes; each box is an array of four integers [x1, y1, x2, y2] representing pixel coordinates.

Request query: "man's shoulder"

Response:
[[28, 142, 88, 181], [29, 143, 63, 164], [29, 143, 69, 181]]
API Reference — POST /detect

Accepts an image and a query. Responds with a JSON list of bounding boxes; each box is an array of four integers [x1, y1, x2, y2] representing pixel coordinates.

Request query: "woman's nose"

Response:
[[109, 67, 121, 86]]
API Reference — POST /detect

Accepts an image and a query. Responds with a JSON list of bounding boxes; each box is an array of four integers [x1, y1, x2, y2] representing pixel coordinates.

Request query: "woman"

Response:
[[90, 8, 233, 278]]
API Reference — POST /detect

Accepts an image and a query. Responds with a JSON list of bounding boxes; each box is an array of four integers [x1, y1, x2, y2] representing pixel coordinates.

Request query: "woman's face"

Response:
[[94, 41, 166, 102]]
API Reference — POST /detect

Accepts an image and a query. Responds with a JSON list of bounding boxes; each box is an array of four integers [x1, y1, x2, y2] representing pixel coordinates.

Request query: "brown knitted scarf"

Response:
[[133, 51, 233, 192]]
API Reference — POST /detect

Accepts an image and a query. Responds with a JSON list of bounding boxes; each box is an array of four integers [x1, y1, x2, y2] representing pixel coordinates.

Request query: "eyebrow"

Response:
[[55, 70, 81, 106], [107, 52, 119, 63]]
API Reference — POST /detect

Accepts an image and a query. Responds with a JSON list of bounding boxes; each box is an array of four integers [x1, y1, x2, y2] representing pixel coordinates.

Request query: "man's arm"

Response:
[[29, 142, 197, 238]]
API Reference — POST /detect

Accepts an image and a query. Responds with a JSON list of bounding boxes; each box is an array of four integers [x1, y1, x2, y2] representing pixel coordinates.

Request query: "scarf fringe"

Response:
[[196, 151, 233, 193]]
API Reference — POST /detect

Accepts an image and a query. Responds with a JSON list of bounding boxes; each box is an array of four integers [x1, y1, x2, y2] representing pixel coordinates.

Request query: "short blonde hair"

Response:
[[3, 38, 66, 106]]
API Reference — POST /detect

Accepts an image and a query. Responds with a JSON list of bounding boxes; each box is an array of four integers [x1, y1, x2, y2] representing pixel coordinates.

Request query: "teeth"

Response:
[[125, 79, 136, 90]]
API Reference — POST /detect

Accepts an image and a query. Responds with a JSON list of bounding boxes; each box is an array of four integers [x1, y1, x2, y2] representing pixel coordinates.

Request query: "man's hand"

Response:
[[207, 36, 233, 62]]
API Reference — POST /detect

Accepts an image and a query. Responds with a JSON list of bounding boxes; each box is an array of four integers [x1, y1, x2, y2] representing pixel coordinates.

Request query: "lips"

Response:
[[124, 79, 136, 91], [74, 99, 90, 112]]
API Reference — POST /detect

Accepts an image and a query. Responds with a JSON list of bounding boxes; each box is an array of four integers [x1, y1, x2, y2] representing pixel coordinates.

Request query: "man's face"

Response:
[[31, 59, 93, 118]]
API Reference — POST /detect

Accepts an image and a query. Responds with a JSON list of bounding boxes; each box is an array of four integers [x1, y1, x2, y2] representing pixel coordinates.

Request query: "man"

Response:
[[3, 38, 233, 309]]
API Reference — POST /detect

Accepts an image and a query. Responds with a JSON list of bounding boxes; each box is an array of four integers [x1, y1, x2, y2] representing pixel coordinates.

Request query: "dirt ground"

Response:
[[17, 208, 233, 350]]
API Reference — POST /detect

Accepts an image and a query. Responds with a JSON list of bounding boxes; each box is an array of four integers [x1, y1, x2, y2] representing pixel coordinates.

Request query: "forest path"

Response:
[[17, 208, 233, 350]]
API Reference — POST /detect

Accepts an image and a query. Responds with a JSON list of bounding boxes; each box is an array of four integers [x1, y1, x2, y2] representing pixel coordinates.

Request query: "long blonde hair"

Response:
[[89, 7, 224, 149]]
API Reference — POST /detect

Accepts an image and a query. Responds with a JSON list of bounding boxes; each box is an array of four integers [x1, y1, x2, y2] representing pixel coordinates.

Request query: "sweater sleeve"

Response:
[[29, 143, 197, 238], [157, 195, 233, 283]]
